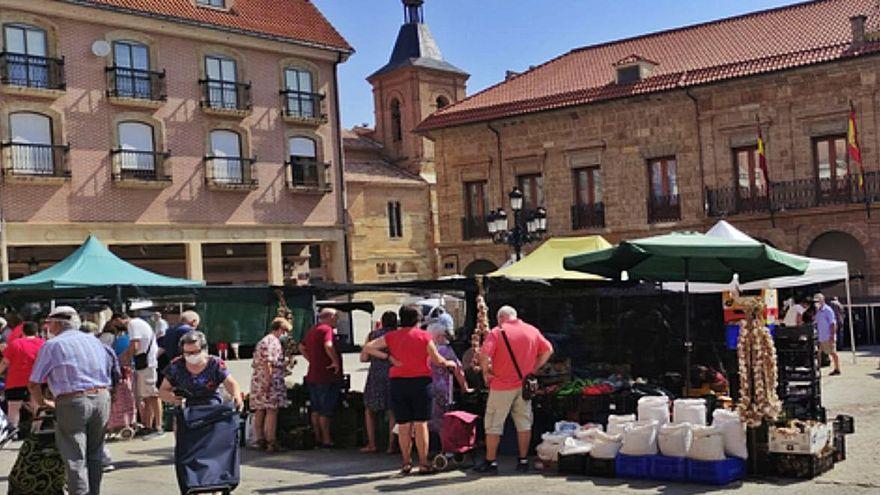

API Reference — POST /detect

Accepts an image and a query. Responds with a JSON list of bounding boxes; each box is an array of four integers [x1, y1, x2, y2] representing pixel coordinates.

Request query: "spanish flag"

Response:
[[848, 103, 865, 190], [757, 124, 770, 193]]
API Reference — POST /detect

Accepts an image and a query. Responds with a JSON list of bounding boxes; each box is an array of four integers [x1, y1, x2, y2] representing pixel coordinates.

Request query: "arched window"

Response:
[[390, 98, 402, 142], [116, 121, 156, 175], [288, 136, 320, 188], [8, 111, 54, 174], [436, 95, 450, 110], [284, 67, 318, 118], [209, 129, 243, 183]]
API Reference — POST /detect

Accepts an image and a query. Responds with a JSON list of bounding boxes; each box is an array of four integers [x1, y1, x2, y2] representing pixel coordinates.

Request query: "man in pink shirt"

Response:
[[475, 306, 553, 474]]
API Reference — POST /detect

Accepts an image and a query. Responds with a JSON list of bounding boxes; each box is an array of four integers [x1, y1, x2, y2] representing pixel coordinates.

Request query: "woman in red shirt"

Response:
[[364, 304, 455, 475], [0, 321, 45, 430]]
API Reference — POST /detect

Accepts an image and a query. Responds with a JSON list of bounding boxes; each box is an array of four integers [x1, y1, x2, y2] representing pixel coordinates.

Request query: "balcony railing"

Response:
[[287, 158, 331, 191], [280, 90, 325, 120], [571, 202, 606, 229], [1, 142, 69, 177], [648, 194, 681, 223], [462, 215, 490, 240], [0, 52, 65, 90], [110, 149, 171, 181], [707, 172, 880, 216], [106, 66, 166, 101], [204, 155, 257, 186], [199, 79, 252, 111]]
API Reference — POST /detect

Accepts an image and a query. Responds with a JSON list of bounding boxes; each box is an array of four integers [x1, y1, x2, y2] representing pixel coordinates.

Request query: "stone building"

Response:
[[343, 0, 467, 282], [0, 0, 351, 284], [418, 0, 880, 298]]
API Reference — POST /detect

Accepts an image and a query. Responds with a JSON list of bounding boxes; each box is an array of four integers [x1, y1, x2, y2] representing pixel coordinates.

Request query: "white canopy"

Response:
[[663, 220, 848, 292], [663, 220, 856, 363]]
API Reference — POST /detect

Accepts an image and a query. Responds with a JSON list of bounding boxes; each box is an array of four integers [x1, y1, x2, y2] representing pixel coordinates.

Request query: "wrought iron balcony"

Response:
[[0, 52, 65, 90], [571, 202, 606, 229], [110, 149, 171, 181], [1, 142, 69, 177], [706, 172, 880, 217], [280, 89, 326, 120], [199, 79, 252, 111], [106, 66, 166, 101], [461, 215, 490, 240], [204, 155, 257, 187], [287, 158, 331, 192], [647, 194, 681, 223]]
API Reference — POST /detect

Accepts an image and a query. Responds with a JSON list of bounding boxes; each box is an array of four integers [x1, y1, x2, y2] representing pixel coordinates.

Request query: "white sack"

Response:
[[712, 409, 748, 459], [620, 420, 659, 456], [688, 425, 726, 461], [589, 431, 623, 459], [638, 396, 670, 425], [658, 422, 693, 457], [673, 399, 707, 426]]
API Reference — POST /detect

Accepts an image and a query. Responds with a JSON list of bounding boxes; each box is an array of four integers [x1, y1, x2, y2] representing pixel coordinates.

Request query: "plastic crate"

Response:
[[558, 453, 588, 475], [834, 414, 854, 434], [688, 457, 746, 485], [587, 456, 616, 477], [615, 454, 653, 479], [650, 455, 688, 482], [770, 449, 835, 479], [832, 431, 846, 463]]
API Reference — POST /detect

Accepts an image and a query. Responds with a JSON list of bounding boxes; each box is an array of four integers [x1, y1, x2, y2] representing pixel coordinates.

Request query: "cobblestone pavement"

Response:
[[1, 347, 877, 494]]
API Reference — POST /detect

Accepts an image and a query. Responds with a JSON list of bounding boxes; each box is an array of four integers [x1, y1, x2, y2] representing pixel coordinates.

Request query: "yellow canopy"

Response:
[[489, 236, 611, 281]]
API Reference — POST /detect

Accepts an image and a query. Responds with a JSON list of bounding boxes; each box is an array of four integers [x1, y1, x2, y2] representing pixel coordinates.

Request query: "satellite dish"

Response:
[[91, 40, 111, 57]]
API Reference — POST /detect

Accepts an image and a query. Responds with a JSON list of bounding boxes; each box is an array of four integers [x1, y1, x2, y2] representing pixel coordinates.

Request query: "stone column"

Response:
[[185, 241, 204, 281], [267, 240, 284, 286]]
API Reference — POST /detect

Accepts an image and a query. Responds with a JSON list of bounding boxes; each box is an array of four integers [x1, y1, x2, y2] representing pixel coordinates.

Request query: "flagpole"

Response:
[[756, 114, 774, 227]]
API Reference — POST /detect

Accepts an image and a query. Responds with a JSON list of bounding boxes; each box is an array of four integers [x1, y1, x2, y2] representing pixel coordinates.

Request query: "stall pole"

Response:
[[845, 276, 857, 364], [684, 258, 692, 398]]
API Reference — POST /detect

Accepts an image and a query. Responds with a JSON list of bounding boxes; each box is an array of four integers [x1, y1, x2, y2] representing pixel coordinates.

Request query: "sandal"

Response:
[[418, 465, 434, 475], [265, 441, 283, 453], [400, 463, 413, 475]]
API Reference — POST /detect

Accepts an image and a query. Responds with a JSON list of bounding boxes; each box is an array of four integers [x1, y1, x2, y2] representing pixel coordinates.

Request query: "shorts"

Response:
[[390, 377, 432, 424], [484, 388, 533, 435], [135, 367, 159, 399], [4, 387, 29, 401], [308, 382, 340, 417], [819, 341, 837, 354]]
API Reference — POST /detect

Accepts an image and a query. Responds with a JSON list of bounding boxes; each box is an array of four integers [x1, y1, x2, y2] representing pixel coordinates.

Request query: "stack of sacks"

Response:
[[620, 419, 660, 456], [658, 422, 693, 457], [638, 396, 670, 425], [712, 409, 748, 459], [536, 432, 569, 462], [607, 414, 636, 435], [687, 425, 726, 461], [673, 398, 707, 426], [589, 431, 623, 459]]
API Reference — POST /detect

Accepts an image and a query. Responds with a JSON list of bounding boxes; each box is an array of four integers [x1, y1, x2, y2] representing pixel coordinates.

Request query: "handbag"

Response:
[[134, 336, 153, 371], [500, 327, 538, 401]]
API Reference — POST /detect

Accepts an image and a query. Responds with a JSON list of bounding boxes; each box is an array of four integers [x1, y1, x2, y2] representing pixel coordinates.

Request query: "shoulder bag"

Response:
[[134, 335, 153, 371], [500, 327, 539, 401]]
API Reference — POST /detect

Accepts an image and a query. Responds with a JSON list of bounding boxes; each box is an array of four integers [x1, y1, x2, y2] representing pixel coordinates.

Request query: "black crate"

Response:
[[770, 449, 835, 479], [774, 326, 817, 344], [834, 414, 854, 435], [832, 431, 846, 463], [587, 456, 616, 478], [578, 394, 611, 414], [558, 453, 589, 476], [782, 400, 825, 422], [778, 366, 821, 381]]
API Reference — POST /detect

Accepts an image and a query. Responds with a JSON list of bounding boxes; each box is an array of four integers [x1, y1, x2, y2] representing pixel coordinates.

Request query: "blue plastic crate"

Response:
[[688, 457, 746, 485], [651, 455, 688, 481], [615, 454, 653, 479], [728, 325, 776, 349]]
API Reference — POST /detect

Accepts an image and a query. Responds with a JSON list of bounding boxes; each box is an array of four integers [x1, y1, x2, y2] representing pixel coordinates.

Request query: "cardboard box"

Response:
[[722, 289, 778, 325], [769, 423, 830, 454]]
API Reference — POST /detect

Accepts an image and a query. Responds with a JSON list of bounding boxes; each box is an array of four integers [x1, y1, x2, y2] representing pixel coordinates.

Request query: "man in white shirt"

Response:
[[782, 299, 808, 327], [127, 316, 163, 437]]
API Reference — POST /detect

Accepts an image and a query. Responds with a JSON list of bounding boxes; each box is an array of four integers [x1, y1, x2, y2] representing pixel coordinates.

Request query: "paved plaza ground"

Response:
[[1, 347, 878, 494]]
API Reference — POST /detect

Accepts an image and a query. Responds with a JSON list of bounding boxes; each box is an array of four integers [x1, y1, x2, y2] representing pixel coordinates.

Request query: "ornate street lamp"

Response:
[[485, 187, 547, 261]]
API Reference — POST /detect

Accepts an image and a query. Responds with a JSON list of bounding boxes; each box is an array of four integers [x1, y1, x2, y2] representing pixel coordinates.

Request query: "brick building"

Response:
[[418, 0, 880, 298], [343, 0, 467, 283], [0, 0, 351, 284]]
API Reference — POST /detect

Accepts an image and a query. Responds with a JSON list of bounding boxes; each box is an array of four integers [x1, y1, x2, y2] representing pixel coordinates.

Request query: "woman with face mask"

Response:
[[158, 330, 243, 410], [248, 317, 293, 452]]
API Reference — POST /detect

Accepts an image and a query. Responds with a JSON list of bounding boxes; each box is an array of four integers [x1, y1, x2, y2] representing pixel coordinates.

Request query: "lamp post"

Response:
[[486, 187, 547, 261]]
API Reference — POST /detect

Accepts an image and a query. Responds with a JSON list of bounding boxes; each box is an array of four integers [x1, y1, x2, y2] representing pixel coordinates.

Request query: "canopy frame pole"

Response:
[[845, 274, 857, 364], [684, 258, 692, 398]]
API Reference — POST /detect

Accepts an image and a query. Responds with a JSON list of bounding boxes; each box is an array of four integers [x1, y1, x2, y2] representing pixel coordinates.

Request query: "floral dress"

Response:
[[250, 334, 290, 410], [163, 356, 230, 405], [363, 327, 393, 412], [429, 344, 461, 432]]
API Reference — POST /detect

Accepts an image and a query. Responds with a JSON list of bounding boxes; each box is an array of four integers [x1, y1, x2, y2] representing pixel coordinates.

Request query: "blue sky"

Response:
[[313, 0, 799, 129]]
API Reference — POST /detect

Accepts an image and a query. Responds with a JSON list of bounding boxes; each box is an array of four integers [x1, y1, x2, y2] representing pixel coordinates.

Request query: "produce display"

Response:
[[735, 298, 782, 427]]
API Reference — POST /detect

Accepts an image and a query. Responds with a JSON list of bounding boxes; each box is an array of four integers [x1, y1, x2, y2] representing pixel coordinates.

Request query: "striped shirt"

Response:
[[30, 329, 114, 396]]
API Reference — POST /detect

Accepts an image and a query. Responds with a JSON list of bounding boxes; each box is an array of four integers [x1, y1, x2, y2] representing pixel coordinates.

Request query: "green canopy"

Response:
[[0, 235, 204, 291], [562, 231, 808, 283]]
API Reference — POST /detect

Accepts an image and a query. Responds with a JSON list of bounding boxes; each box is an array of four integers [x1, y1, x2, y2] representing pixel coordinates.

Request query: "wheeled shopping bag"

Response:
[[7, 411, 65, 495], [174, 403, 241, 494]]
